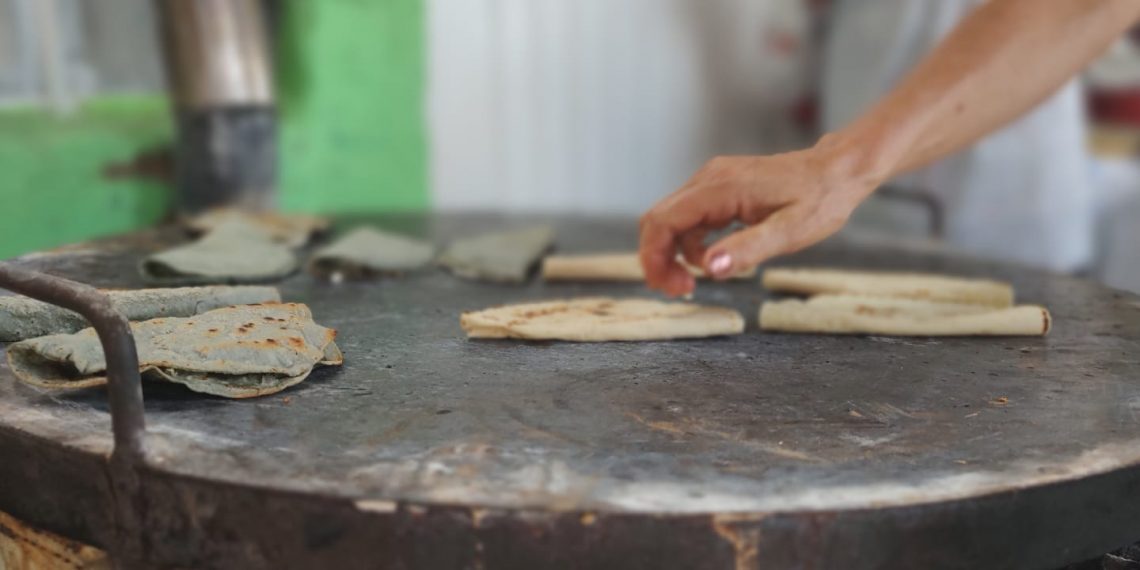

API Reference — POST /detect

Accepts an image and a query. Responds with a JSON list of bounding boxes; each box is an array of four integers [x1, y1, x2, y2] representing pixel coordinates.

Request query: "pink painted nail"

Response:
[[707, 253, 733, 277]]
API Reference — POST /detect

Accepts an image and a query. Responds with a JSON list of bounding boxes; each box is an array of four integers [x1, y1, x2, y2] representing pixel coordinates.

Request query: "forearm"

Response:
[[638, 0, 1140, 294], [826, 0, 1140, 187]]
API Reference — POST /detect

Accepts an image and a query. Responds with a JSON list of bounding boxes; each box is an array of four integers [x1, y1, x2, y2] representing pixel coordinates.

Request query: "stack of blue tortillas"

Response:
[[7, 303, 342, 398]]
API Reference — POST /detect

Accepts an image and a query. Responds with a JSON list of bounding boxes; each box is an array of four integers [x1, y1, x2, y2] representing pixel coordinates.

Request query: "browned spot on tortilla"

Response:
[[589, 309, 612, 316], [287, 337, 305, 348], [855, 305, 901, 317], [521, 306, 574, 319], [265, 338, 278, 345], [207, 328, 219, 333]]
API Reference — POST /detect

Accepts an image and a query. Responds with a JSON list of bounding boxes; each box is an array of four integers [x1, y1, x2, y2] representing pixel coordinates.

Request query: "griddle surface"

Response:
[[3, 215, 1139, 516]]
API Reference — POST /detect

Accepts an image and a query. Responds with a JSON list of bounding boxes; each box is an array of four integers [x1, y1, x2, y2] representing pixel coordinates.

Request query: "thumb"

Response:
[[702, 210, 798, 279]]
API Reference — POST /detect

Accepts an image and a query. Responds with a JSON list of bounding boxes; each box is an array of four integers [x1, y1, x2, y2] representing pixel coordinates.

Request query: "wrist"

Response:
[[812, 127, 900, 200]]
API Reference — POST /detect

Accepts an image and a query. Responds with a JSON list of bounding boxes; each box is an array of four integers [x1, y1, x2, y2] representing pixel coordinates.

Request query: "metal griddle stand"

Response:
[[0, 264, 148, 568]]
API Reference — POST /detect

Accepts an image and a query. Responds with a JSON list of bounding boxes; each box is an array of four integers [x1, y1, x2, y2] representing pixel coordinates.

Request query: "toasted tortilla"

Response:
[[438, 227, 554, 283], [759, 295, 1050, 337], [0, 286, 280, 342], [762, 267, 1014, 307], [308, 227, 435, 279], [7, 303, 342, 398], [186, 208, 329, 248], [542, 252, 756, 282], [142, 219, 299, 285], [461, 297, 745, 341]]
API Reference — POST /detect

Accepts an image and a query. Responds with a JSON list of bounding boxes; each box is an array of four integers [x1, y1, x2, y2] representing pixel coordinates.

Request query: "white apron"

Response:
[[823, 0, 1094, 272]]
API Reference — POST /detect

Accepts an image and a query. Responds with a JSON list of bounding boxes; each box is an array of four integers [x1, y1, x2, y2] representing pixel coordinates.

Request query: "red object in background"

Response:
[[791, 94, 818, 131], [766, 29, 802, 56], [1090, 28, 1140, 127], [1089, 89, 1140, 128]]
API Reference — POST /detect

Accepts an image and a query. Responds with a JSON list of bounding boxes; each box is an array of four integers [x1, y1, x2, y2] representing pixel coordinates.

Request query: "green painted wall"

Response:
[[278, 0, 429, 214], [0, 97, 172, 259]]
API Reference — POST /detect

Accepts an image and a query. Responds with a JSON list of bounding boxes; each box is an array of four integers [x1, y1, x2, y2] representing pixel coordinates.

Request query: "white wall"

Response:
[[427, 0, 812, 214]]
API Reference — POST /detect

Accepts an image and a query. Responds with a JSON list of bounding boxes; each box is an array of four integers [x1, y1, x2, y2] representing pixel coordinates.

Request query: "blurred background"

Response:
[[1, 0, 1139, 291]]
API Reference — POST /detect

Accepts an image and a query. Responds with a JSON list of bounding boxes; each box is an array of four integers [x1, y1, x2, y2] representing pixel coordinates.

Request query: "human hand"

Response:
[[638, 137, 882, 296]]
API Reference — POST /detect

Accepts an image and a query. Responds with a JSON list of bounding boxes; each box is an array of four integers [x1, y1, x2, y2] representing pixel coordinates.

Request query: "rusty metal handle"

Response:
[[0, 262, 146, 459], [0, 263, 149, 566]]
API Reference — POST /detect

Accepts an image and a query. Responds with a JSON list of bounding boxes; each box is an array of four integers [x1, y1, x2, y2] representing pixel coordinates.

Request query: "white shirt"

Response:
[[823, 0, 1095, 272]]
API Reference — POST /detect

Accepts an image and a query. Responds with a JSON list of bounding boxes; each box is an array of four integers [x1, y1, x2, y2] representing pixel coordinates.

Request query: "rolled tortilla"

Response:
[[542, 253, 756, 282], [461, 297, 745, 341], [759, 295, 1050, 337], [763, 268, 1014, 307], [0, 286, 281, 342]]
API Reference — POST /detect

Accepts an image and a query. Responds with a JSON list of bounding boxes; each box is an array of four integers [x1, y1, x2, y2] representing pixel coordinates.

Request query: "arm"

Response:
[[640, 0, 1140, 297]]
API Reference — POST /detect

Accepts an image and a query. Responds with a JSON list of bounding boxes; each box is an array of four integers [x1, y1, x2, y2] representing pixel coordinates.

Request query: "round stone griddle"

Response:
[[1, 215, 1139, 570]]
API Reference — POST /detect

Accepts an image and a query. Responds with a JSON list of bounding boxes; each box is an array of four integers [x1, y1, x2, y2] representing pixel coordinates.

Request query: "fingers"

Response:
[[678, 230, 709, 267], [702, 208, 802, 279], [639, 218, 696, 296], [703, 194, 856, 279], [640, 150, 863, 285], [638, 156, 769, 295], [639, 182, 724, 296]]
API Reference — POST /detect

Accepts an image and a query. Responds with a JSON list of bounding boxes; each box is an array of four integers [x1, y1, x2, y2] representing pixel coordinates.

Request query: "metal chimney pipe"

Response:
[[156, 0, 277, 214]]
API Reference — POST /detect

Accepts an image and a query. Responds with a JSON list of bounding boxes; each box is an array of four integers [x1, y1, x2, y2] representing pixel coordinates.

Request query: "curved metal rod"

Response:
[[875, 185, 946, 239], [0, 262, 145, 460]]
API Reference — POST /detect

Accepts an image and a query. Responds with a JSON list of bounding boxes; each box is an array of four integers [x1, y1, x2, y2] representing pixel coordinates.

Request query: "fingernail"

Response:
[[708, 253, 733, 277]]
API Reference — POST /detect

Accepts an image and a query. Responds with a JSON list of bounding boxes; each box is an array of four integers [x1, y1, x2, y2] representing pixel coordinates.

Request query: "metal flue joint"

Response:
[[156, 0, 278, 214]]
